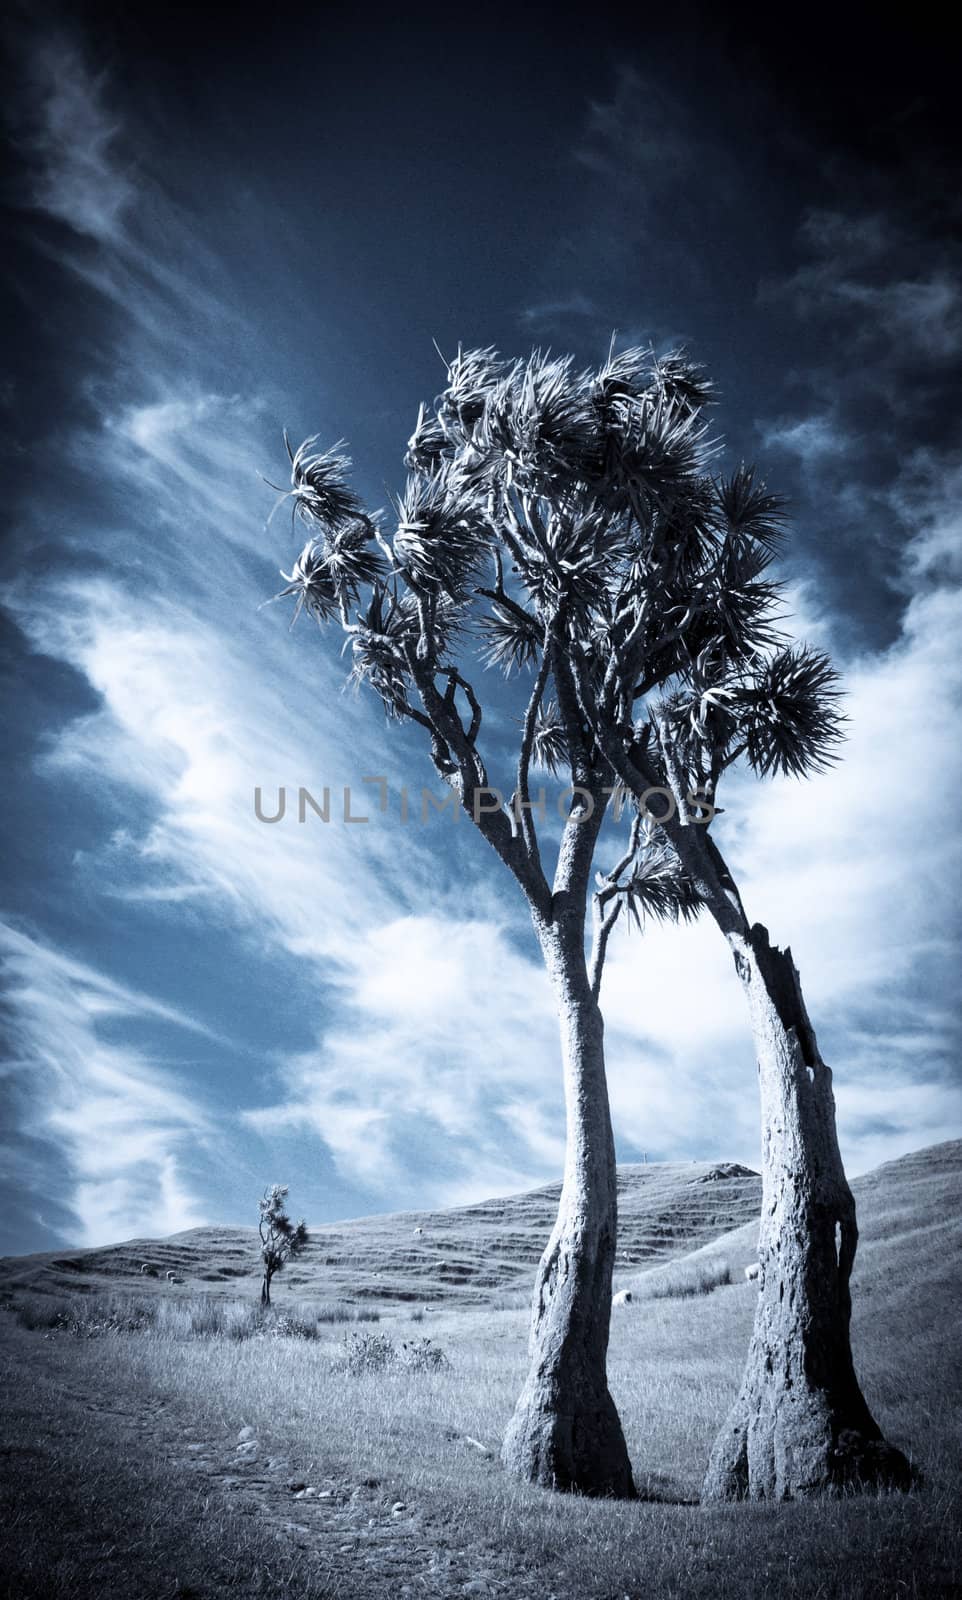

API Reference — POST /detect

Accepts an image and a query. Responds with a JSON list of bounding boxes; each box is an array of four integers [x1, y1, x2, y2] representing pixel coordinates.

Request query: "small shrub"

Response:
[[334, 1331, 450, 1374], [261, 1307, 320, 1340], [339, 1331, 399, 1373], [399, 1337, 449, 1371]]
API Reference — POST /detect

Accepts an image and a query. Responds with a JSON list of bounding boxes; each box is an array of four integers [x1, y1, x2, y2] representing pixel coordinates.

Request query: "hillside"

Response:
[[623, 1137, 962, 1299], [2, 1141, 958, 1316], [0, 1159, 762, 1309]]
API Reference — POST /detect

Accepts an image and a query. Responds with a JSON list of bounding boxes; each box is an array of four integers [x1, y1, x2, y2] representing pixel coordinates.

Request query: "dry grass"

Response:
[[3, 1278, 958, 1599], [12, 1291, 380, 1338], [633, 1255, 734, 1300], [2, 1141, 960, 1599]]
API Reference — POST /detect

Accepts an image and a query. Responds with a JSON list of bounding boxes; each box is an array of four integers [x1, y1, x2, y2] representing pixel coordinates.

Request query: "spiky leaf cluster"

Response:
[[620, 855, 702, 928], [605, 825, 703, 929], [649, 349, 716, 413], [259, 1184, 309, 1276], [347, 587, 419, 716], [655, 640, 845, 787], [390, 470, 490, 600], [283, 435, 362, 529], [274, 541, 339, 626], [531, 700, 570, 776], [478, 598, 541, 674], [477, 353, 601, 491], [733, 647, 845, 777], [717, 465, 786, 552], [267, 339, 844, 812]]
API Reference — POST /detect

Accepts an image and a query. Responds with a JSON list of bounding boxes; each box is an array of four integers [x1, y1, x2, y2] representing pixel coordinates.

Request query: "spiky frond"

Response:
[[323, 518, 386, 605], [284, 435, 362, 529], [605, 392, 716, 510], [531, 699, 570, 776], [477, 598, 541, 674], [716, 466, 787, 552], [653, 477, 720, 579], [656, 679, 739, 772], [405, 404, 448, 473], [618, 835, 703, 928], [592, 344, 654, 405], [478, 352, 601, 491], [734, 646, 845, 778], [274, 540, 340, 626], [348, 583, 417, 715], [649, 348, 716, 413], [698, 536, 784, 662], [437, 345, 507, 440], [520, 502, 628, 625], [391, 470, 490, 599]]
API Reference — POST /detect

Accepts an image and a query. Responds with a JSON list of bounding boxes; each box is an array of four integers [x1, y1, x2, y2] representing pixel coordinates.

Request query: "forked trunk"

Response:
[[702, 922, 913, 1500], [500, 921, 635, 1498]]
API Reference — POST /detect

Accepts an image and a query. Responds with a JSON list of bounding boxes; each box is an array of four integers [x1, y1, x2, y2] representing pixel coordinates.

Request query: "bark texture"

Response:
[[501, 919, 634, 1497], [702, 920, 913, 1500], [609, 752, 913, 1501]]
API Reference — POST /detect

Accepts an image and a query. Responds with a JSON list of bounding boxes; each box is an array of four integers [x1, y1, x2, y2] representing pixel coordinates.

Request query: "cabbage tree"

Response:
[[566, 390, 913, 1499], [265, 345, 709, 1495], [258, 1183, 308, 1307]]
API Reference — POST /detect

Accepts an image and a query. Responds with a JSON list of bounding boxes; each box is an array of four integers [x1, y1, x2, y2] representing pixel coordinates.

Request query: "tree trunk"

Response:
[[261, 1272, 271, 1307], [702, 921, 913, 1500], [500, 921, 635, 1498], [604, 741, 913, 1499]]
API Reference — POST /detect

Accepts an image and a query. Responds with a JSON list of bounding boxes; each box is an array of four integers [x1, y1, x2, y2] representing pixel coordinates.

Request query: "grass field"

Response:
[[1, 1141, 960, 1599]]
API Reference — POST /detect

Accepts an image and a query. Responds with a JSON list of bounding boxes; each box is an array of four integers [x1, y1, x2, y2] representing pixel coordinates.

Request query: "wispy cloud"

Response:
[[782, 209, 962, 363], [9, 31, 134, 242], [0, 921, 212, 1246], [244, 914, 564, 1206], [760, 414, 849, 464], [520, 293, 600, 330], [575, 68, 706, 192]]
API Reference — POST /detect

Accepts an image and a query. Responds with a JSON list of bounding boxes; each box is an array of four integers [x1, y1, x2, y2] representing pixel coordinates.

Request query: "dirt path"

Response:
[[0, 1320, 547, 1600]]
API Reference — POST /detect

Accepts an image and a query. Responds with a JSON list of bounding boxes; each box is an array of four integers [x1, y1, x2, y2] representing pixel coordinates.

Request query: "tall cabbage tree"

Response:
[[560, 375, 913, 1499], [266, 345, 707, 1496]]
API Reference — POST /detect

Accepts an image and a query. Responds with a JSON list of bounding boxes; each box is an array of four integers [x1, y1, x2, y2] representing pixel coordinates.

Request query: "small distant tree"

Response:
[[258, 1184, 308, 1306]]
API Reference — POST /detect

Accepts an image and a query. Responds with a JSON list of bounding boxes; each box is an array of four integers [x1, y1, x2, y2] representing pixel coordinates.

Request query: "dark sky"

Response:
[[1, 0, 959, 1252]]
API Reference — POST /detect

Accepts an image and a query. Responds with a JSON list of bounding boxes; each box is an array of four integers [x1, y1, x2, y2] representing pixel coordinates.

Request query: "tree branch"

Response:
[[551, 633, 593, 789], [405, 645, 551, 915], [516, 631, 552, 871], [589, 897, 623, 1000]]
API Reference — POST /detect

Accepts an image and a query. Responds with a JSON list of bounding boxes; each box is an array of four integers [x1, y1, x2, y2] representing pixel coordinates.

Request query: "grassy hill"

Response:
[[623, 1136, 962, 1300], [0, 1158, 763, 1309]]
